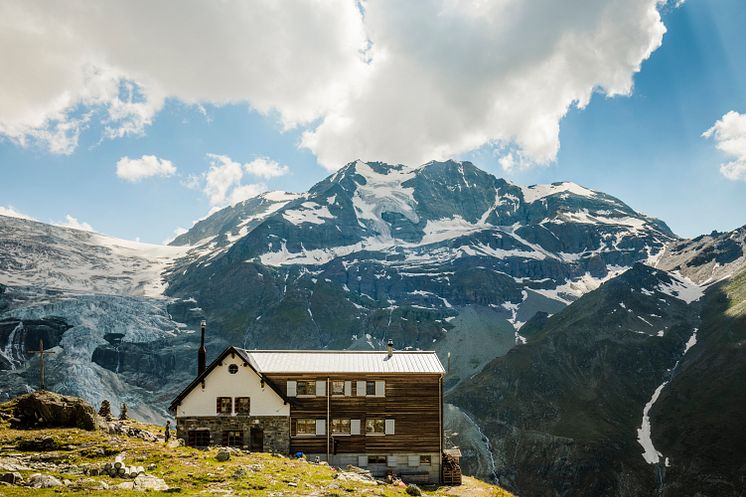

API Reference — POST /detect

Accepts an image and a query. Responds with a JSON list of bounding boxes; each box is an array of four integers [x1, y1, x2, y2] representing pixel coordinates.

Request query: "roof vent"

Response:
[[386, 338, 394, 358]]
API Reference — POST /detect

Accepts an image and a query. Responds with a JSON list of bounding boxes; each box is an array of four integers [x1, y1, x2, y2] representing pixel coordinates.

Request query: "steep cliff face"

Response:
[[449, 255, 746, 497], [652, 266, 746, 497]]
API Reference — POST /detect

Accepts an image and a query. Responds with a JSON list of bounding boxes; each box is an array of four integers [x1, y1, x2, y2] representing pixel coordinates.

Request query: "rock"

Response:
[[113, 481, 134, 490], [133, 474, 169, 491], [287, 482, 298, 487], [406, 484, 422, 496], [0, 457, 31, 472], [147, 463, 157, 471], [68, 478, 109, 490], [231, 467, 247, 479], [0, 472, 22, 485], [10, 391, 101, 431], [17, 436, 59, 451], [167, 439, 184, 448], [215, 450, 230, 462], [27, 473, 64, 488], [335, 470, 378, 485]]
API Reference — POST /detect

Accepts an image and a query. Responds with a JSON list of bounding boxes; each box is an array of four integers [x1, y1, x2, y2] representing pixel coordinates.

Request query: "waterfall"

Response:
[[0, 321, 24, 370]]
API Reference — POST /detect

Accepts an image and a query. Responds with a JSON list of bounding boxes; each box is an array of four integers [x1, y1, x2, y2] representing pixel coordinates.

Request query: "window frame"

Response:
[[331, 418, 351, 436], [216, 396, 232, 415], [365, 417, 385, 436], [228, 364, 239, 374], [368, 455, 387, 464], [331, 380, 345, 396], [366, 381, 376, 396], [235, 397, 250, 415], [187, 430, 210, 448], [420, 455, 432, 465], [295, 418, 317, 436], [296, 380, 317, 397], [222, 430, 243, 447]]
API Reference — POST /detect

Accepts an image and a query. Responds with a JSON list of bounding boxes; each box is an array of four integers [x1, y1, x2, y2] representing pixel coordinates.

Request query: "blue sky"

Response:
[[1, 0, 744, 243]]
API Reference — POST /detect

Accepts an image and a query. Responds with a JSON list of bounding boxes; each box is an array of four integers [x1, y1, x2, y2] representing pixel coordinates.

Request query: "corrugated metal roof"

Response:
[[237, 349, 445, 374]]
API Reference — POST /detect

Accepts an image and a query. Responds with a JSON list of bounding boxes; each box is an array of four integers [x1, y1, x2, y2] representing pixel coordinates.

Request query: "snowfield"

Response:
[[0, 215, 188, 297]]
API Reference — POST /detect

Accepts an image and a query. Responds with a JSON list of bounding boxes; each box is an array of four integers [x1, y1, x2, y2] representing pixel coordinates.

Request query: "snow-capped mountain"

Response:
[[1, 159, 744, 497]]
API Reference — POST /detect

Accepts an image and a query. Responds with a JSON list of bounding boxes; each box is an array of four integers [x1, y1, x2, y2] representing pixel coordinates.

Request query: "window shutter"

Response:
[[350, 419, 361, 435], [385, 418, 395, 435], [356, 381, 366, 396], [287, 381, 296, 397], [315, 419, 326, 436], [344, 381, 352, 396], [408, 455, 419, 467], [316, 380, 326, 397], [375, 380, 385, 397], [357, 455, 368, 467], [216, 398, 222, 414]]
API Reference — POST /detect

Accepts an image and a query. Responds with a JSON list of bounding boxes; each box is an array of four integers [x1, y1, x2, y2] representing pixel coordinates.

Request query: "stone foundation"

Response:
[[177, 416, 289, 454]]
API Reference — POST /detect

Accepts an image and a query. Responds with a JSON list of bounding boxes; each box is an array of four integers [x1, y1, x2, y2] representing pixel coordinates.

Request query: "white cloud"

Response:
[[303, 0, 670, 169], [59, 214, 95, 232], [0, 0, 674, 169], [229, 183, 267, 204], [0, 205, 36, 221], [116, 155, 176, 182], [203, 154, 266, 207], [244, 158, 289, 179], [0, 1, 365, 154], [703, 111, 746, 181]]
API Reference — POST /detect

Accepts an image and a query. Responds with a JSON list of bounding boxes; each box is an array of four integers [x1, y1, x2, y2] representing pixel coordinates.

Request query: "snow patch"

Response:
[[520, 182, 598, 203]]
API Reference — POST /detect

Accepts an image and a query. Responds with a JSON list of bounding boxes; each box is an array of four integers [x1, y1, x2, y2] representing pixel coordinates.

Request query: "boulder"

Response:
[[406, 484, 422, 496], [216, 450, 230, 462], [11, 391, 100, 431], [133, 474, 169, 491], [27, 474, 63, 488], [0, 472, 22, 485]]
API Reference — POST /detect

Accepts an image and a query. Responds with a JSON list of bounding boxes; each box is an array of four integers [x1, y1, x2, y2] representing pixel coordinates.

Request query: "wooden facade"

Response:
[[171, 347, 446, 483], [264, 373, 444, 458]]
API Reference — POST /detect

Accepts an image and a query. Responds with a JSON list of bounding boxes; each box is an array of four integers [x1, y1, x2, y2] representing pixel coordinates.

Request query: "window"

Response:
[[296, 419, 316, 435], [216, 397, 232, 415], [331, 380, 345, 395], [222, 430, 243, 447], [366, 418, 385, 435], [420, 455, 432, 465], [331, 418, 351, 435], [235, 397, 250, 415], [187, 430, 210, 447], [368, 455, 387, 464], [228, 364, 239, 374], [296, 380, 316, 396], [366, 381, 376, 396]]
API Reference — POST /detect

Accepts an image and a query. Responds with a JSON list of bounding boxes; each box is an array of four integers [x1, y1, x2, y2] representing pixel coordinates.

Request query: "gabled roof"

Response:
[[239, 349, 445, 374], [169, 346, 290, 412]]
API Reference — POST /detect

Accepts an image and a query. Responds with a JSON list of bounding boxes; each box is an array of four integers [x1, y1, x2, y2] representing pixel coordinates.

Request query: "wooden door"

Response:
[[250, 426, 264, 451]]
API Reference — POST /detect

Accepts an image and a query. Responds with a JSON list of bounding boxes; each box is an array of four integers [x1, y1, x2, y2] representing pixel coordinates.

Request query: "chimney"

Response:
[[387, 338, 394, 358], [198, 320, 207, 376]]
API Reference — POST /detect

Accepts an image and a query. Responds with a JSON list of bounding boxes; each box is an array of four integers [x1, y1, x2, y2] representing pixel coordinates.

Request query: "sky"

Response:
[[0, 0, 744, 243]]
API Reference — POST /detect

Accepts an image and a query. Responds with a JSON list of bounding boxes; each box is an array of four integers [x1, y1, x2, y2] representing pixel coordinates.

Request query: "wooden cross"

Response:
[[28, 339, 55, 391]]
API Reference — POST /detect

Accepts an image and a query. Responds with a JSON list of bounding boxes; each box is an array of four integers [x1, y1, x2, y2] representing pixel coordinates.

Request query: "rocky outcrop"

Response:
[[10, 391, 101, 431]]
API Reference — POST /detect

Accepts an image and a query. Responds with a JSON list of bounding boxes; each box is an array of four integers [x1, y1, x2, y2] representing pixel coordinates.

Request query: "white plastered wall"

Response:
[[176, 360, 289, 417]]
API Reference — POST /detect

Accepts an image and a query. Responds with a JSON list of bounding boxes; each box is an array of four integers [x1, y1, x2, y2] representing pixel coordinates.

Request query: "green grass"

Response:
[[0, 415, 513, 497]]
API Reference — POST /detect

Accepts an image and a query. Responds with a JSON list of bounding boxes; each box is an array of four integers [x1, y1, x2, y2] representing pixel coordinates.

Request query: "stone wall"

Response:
[[177, 415, 289, 454]]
